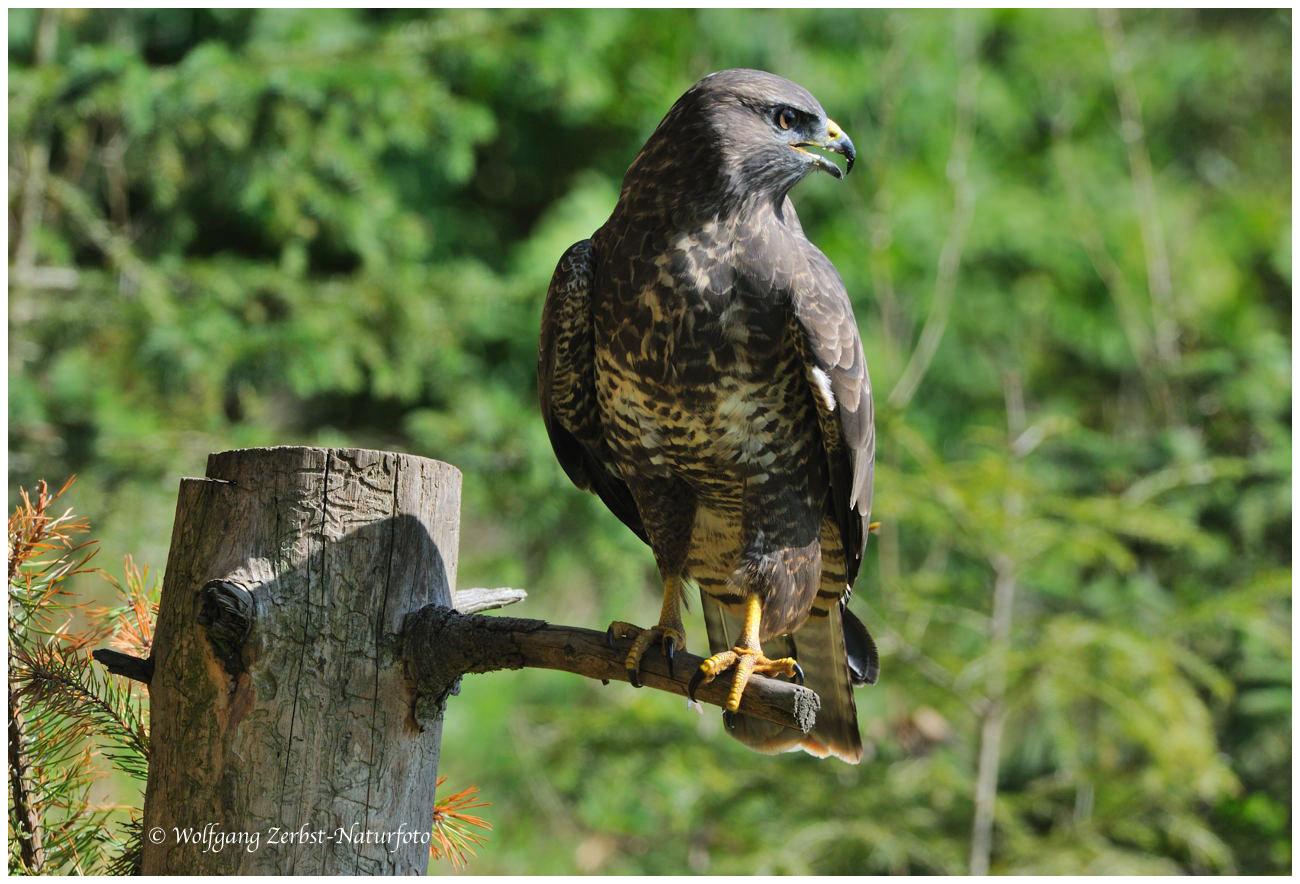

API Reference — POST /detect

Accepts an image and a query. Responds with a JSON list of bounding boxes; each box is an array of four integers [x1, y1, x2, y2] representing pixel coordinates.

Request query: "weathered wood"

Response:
[[403, 607, 821, 734], [453, 587, 527, 614], [142, 447, 460, 875]]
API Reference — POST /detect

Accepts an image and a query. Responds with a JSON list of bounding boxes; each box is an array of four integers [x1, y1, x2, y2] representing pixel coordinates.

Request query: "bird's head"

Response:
[[636, 68, 856, 212]]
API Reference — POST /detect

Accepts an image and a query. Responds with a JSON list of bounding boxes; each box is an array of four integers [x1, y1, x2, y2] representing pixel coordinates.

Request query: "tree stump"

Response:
[[134, 445, 824, 872], [141, 447, 460, 874]]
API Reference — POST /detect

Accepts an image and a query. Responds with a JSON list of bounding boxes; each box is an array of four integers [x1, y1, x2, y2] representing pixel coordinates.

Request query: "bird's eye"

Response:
[[776, 107, 798, 131]]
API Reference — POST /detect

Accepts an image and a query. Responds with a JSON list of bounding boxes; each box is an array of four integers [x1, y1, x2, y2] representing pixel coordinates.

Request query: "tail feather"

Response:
[[701, 593, 863, 763], [842, 605, 879, 686]]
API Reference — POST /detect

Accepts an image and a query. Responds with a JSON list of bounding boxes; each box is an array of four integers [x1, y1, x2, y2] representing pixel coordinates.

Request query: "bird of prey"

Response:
[[538, 69, 877, 762]]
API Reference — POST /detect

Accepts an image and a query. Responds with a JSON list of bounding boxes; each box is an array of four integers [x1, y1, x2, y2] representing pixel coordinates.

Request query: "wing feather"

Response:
[[538, 240, 647, 543], [791, 249, 875, 587]]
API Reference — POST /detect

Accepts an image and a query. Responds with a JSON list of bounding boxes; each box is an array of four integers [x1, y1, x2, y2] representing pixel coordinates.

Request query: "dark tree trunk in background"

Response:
[[141, 447, 460, 874]]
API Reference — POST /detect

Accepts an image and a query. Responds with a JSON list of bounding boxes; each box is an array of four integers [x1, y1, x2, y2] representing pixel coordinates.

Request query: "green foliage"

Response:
[[9, 9, 1290, 875]]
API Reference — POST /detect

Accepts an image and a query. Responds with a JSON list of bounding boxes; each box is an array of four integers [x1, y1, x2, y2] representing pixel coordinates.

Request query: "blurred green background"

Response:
[[8, 8, 1291, 875]]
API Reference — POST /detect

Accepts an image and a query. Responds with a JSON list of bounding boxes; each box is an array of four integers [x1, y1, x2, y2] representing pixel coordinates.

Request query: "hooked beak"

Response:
[[793, 118, 856, 180]]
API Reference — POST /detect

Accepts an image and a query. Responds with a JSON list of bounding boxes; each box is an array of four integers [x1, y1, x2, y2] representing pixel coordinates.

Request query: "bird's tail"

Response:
[[701, 593, 865, 763]]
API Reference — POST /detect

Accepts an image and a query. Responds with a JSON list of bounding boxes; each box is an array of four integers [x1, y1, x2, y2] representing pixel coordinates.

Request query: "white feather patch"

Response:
[[811, 366, 836, 411]]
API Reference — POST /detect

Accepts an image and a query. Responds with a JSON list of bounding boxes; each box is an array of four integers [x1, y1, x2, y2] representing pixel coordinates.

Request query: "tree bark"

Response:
[[141, 447, 460, 875]]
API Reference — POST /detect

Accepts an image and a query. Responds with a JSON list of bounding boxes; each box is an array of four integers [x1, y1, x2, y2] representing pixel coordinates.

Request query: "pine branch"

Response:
[[13, 648, 150, 781], [105, 815, 144, 876], [430, 776, 492, 869], [8, 478, 159, 875], [8, 694, 46, 873]]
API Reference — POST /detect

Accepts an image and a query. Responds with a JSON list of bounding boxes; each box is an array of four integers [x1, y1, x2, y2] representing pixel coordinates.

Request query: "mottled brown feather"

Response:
[[538, 240, 647, 543]]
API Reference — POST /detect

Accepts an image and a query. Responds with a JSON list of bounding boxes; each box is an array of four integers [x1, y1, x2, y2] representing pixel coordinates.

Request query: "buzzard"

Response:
[[538, 69, 877, 762]]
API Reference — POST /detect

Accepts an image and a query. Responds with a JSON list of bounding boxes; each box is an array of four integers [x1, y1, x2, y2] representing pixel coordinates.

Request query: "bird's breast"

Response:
[[594, 291, 813, 494]]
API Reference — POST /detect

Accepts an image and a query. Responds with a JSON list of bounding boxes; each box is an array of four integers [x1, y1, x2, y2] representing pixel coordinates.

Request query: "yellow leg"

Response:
[[688, 595, 804, 715], [606, 576, 687, 686]]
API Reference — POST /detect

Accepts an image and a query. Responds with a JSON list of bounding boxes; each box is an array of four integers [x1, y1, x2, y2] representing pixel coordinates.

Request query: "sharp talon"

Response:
[[606, 626, 616, 648], [627, 668, 642, 689], [723, 710, 737, 730], [664, 635, 676, 676], [601, 678, 610, 686], [688, 668, 706, 702], [791, 661, 805, 686]]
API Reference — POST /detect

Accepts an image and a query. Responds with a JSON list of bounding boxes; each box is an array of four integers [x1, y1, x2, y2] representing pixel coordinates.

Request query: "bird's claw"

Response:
[[687, 667, 706, 703], [605, 621, 685, 689], [722, 709, 737, 730], [691, 646, 801, 714]]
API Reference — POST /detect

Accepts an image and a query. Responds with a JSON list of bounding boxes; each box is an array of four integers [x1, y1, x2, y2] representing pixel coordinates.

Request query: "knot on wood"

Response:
[[197, 579, 255, 676]]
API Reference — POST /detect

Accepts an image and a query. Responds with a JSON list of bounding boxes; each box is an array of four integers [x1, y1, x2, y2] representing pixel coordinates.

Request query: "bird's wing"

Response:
[[700, 246, 877, 764], [538, 240, 647, 543], [790, 247, 875, 589]]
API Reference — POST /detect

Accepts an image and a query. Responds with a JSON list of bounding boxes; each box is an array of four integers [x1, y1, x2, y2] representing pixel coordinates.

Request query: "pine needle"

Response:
[[430, 776, 493, 869]]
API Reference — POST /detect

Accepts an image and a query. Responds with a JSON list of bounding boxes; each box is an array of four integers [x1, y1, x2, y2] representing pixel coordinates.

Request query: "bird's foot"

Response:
[[605, 620, 687, 687], [687, 647, 804, 715]]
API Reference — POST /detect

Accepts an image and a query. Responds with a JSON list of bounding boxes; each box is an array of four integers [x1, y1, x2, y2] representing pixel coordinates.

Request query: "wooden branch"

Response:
[[454, 587, 527, 614], [402, 606, 820, 734], [93, 586, 527, 682], [91, 649, 153, 684]]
